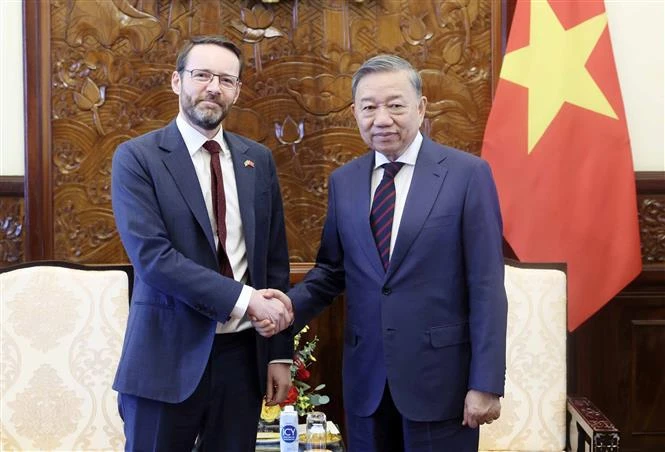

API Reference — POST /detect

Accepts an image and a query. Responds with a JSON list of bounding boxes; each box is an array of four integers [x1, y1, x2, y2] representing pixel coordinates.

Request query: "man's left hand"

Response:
[[462, 389, 501, 428], [265, 363, 292, 406]]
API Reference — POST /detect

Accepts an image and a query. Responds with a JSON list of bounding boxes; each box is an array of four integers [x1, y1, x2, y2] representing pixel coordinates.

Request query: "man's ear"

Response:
[[232, 82, 242, 104], [418, 96, 428, 119], [171, 71, 181, 95]]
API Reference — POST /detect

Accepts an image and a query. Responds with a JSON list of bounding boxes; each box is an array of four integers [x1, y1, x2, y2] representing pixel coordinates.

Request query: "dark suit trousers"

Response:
[[346, 384, 479, 452], [118, 329, 262, 452]]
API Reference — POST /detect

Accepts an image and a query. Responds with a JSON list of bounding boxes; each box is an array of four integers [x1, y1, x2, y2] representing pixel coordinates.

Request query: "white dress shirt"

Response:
[[370, 132, 423, 259], [176, 114, 252, 333]]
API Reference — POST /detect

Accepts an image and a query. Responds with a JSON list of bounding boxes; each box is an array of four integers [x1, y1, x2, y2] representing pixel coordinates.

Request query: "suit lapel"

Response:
[[160, 121, 217, 255], [387, 138, 448, 280], [349, 153, 386, 279], [225, 132, 256, 272]]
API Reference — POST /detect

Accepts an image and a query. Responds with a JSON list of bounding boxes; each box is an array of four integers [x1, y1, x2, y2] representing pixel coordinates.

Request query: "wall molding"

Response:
[[22, 0, 52, 260], [0, 176, 23, 196], [636, 171, 665, 193]]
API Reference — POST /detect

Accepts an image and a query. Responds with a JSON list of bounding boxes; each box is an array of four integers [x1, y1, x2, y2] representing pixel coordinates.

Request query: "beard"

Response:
[[182, 94, 230, 130]]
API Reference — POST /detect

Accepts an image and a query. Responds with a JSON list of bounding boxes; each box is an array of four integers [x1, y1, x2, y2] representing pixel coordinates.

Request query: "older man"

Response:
[[259, 54, 508, 451]]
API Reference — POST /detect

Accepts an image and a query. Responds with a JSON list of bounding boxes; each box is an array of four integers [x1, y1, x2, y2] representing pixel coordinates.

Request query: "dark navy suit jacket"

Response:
[[290, 136, 507, 422], [111, 120, 291, 403]]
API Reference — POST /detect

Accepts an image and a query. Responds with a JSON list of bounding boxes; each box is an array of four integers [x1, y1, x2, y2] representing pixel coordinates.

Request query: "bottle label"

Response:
[[281, 424, 298, 443]]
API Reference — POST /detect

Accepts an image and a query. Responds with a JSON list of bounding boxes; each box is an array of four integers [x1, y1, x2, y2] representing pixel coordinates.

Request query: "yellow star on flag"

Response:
[[500, 0, 618, 153]]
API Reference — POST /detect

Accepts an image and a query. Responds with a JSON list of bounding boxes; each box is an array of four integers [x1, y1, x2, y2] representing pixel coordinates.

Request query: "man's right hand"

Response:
[[249, 289, 293, 337], [247, 289, 293, 337]]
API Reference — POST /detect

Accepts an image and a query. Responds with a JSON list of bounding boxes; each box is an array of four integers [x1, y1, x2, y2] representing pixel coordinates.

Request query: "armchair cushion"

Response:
[[1, 263, 130, 450], [479, 262, 567, 452]]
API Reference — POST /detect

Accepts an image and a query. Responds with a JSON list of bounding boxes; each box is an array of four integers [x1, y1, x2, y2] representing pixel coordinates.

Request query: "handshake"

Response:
[[247, 288, 292, 337]]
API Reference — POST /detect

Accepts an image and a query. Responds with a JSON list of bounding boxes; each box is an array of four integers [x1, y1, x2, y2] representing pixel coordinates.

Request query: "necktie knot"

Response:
[[203, 140, 222, 155], [382, 162, 404, 180]]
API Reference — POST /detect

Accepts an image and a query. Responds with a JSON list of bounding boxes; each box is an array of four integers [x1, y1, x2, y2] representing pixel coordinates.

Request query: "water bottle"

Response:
[[279, 405, 299, 452]]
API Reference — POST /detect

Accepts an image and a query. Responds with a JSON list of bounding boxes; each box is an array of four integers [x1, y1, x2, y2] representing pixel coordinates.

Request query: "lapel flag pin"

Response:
[[243, 159, 255, 168]]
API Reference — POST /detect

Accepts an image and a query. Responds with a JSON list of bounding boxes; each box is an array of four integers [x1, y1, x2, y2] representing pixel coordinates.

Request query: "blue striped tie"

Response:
[[370, 162, 404, 271]]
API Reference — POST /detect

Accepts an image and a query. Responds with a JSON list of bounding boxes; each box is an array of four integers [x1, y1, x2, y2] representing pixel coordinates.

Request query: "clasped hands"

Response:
[[247, 288, 292, 337]]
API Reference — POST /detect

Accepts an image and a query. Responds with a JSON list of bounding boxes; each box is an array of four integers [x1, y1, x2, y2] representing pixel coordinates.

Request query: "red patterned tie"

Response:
[[370, 162, 404, 271], [203, 140, 234, 278]]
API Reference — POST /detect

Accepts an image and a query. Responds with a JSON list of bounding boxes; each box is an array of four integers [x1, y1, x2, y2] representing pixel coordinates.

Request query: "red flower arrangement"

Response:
[[260, 326, 329, 421]]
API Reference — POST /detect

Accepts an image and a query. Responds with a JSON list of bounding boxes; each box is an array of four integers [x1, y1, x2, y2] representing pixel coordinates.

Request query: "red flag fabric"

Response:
[[482, 0, 642, 330]]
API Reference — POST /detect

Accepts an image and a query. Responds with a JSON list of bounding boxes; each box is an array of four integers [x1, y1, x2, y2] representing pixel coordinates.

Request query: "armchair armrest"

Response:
[[567, 396, 620, 451]]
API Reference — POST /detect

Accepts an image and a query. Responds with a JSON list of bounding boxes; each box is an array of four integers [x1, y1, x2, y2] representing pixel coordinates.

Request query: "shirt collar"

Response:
[[176, 113, 228, 158], [373, 132, 422, 169]]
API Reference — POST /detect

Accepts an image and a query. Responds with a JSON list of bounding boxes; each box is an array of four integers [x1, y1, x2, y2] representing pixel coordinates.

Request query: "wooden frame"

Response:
[[22, 0, 53, 260], [568, 397, 620, 451]]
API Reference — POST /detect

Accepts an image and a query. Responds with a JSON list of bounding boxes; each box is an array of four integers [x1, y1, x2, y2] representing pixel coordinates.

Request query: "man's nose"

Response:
[[373, 106, 394, 124], [206, 76, 224, 93]]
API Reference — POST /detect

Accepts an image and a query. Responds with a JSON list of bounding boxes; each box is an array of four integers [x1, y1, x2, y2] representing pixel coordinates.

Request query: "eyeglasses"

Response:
[[184, 69, 240, 90]]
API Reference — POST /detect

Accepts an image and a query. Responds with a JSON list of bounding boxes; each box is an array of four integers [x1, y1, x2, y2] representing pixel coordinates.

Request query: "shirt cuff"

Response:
[[269, 359, 294, 365], [230, 285, 252, 319]]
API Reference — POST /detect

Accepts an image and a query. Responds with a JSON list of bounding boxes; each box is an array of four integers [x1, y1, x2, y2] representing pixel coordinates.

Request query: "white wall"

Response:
[[0, 1, 662, 175], [0, 0, 25, 176], [606, 0, 665, 171]]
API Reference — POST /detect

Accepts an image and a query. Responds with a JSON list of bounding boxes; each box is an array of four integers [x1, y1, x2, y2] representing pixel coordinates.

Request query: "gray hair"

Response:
[[351, 54, 422, 99]]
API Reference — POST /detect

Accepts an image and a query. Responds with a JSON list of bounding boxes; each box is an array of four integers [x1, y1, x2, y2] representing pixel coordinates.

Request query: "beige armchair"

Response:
[[0, 261, 132, 451], [479, 260, 619, 452]]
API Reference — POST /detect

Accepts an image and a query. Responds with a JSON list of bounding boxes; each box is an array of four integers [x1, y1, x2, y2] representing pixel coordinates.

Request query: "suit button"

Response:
[[382, 287, 392, 295]]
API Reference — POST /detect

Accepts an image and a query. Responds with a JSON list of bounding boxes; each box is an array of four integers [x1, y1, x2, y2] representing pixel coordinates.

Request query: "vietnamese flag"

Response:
[[482, 0, 642, 330]]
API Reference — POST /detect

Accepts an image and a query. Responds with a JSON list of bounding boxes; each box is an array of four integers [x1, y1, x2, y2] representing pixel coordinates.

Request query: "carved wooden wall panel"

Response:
[[31, 0, 502, 433], [46, 0, 498, 263], [0, 197, 24, 266], [639, 195, 665, 264]]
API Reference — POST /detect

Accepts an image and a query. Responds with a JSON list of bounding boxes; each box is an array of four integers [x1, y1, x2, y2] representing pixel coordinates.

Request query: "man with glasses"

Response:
[[111, 35, 293, 451]]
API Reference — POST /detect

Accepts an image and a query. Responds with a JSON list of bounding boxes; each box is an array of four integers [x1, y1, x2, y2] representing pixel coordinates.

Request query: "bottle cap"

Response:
[[283, 405, 295, 412]]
